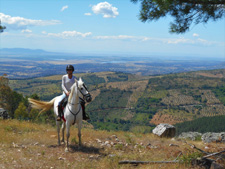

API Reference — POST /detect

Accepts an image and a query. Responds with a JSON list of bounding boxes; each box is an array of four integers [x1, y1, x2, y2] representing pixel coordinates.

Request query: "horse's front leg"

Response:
[[65, 123, 70, 152], [56, 121, 61, 146], [78, 120, 82, 147], [61, 122, 65, 144]]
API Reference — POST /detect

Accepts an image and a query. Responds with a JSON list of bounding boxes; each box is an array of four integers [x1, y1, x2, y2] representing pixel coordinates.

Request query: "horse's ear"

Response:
[[79, 77, 83, 82]]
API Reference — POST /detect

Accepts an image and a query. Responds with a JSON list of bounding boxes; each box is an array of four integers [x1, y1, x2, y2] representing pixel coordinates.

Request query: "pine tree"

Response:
[[131, 0, 225, 33]]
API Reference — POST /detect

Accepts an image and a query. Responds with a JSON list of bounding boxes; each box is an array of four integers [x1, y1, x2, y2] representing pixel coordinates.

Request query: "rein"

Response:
[[66, 103, 81, 125], [66, 80, 87, 125]]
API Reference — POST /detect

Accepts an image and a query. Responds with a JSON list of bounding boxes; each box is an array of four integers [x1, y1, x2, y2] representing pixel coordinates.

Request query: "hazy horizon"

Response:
[[1, 47, 225, 61], [0, 0, 224, 59]]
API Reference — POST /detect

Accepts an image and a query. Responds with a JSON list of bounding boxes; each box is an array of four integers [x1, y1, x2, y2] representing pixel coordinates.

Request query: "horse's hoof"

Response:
[[61, 141, 65, 145], [65, 148, 69, 152]]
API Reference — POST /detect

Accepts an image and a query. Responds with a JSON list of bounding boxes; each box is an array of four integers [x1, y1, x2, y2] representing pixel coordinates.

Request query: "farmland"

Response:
[[7, 69, 225, 132]]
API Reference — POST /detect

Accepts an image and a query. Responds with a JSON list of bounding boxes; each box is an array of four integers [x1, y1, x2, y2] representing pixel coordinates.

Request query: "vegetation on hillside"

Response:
[[212, 85, 225, 105], [3, 69, 225, 133], [0, 75, 55, 124], [175, 115, 225, 135]]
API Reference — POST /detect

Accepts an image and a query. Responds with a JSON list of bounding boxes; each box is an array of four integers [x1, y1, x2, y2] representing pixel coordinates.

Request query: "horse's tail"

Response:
[[28, 97, 57, 114]]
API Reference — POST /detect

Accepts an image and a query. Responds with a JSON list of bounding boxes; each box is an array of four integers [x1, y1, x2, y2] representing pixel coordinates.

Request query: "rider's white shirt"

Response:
[[61, 74, 77, 94]]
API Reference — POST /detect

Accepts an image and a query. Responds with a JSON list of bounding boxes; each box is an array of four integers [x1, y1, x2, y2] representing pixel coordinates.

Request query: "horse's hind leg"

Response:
[[56, 121, 61, 145], [65, 123, 70, 152], [61, 122, 65, 144]]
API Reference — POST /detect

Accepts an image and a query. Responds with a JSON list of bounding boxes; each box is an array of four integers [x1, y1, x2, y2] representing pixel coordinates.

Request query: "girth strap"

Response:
[[67, 104, 81, 125]]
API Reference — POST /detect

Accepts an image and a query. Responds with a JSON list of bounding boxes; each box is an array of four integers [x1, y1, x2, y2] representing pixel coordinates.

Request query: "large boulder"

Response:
[[178, 132, 202, 141], [202, 132, 225, 143], [152, 123, 176, 137]]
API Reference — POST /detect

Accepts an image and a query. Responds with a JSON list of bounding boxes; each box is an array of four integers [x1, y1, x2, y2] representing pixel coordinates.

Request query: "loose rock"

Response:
[[152, 123, 176, 137], [202, 132, 225, 143], [178, 132, 202, 141]]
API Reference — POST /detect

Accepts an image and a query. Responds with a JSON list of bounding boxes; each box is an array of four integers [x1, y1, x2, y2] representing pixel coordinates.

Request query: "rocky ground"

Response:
[[0, 119, 225, 169]]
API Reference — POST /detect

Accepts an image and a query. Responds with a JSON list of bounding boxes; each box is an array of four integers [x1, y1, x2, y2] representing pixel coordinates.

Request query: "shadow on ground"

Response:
[[70, 144, 105, 155], [47, 144, 106, 155]]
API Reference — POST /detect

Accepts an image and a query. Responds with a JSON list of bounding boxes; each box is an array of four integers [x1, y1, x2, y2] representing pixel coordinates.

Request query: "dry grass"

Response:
[[0, 119, 224, 169]]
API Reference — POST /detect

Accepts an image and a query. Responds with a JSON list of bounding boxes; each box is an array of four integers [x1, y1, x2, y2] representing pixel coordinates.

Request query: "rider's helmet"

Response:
[[66, 65, 74, 72]]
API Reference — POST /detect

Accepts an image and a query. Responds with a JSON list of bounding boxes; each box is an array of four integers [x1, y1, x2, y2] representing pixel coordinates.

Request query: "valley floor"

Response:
[[0, 119, 225, 169]]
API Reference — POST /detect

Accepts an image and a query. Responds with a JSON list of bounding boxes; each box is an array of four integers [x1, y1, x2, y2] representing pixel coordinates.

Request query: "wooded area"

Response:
[[1, 70, 225, 133]]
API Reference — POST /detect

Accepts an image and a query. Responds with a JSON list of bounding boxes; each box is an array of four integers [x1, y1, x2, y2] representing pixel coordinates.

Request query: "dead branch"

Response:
[[119, 150, 182, 165], [202, 150, 225, 159], [186, 142, 225, 160], [174, 152, 183, 161], [186, 142, 209, 154], [119, 160, 179, 165]]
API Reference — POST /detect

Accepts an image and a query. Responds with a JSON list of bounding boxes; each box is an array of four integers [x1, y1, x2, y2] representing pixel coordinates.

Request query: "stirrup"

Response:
[[83, 114, 90, 121]]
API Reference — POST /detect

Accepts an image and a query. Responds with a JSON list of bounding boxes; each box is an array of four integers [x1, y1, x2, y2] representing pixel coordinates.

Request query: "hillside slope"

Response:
[[9, 69, 225, 132], [1, 119, 225, 169]]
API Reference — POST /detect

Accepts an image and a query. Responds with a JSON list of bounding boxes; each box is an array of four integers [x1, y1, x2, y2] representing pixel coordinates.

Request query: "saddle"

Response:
[[59, 97, 85, 117]]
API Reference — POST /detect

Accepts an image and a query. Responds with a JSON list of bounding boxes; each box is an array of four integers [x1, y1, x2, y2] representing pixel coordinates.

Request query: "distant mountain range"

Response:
[[0, 48, 65, 57], [1, 47, 225, 60], [0, 48, 50, 55], [1, 48, 225, 79]]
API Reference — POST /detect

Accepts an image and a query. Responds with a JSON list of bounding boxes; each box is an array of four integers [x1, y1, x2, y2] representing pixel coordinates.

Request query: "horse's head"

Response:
[[77, 77, 92, 102]]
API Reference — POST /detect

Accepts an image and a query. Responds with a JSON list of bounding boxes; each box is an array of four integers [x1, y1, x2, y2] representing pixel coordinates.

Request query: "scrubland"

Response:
[[0, 119, 224, 169]]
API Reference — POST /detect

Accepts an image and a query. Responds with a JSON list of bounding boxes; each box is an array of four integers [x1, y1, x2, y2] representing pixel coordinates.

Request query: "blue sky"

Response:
[[0, 0, 225, 58]]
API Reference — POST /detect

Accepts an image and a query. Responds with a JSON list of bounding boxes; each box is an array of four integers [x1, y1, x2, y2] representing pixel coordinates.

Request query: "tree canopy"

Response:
[[131, 0, 225, 33], [0, 20, 6, 33]]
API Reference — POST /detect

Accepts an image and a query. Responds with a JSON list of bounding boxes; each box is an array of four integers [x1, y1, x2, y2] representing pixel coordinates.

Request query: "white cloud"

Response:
[[21, 29, 32, 33], [84, 13, 92, 16], [92, 2, 119, 18], [93, 34, 223, 47], [47, 30, 92, 39], [193, 33, 199, 37], [94, 35, 156, 43], [196, 38, 214, 45], [61, 5, 68, 12], [0, 13, 61, 30], [166, 37, 195, 44], [95, 35, 135, 40], [142, 37, 151, 41]]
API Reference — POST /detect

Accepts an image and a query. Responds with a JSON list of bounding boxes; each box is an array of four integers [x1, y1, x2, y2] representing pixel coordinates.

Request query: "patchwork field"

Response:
[[6, 69, 225, 132]]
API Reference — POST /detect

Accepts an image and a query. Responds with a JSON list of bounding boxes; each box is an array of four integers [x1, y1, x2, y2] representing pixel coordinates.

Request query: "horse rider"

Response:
[[57, 65, 90, 121]]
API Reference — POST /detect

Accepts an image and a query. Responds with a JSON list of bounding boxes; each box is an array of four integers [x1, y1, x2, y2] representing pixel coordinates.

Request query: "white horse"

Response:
[[28, 78, 92, 152]]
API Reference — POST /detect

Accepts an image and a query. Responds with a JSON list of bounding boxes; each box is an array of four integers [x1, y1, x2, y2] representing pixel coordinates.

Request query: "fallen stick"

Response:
[[186, 142, 225, 160], [186, 142, 209, 154], [119, 151, 182, 165], [203, 150, 225, 159], [174, 152, 183, 161], [119, 160, 179, 165]]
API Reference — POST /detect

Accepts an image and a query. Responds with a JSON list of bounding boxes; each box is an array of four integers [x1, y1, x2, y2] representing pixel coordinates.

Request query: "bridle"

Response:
[[77, 82, 91, 100], [67, 81, 91, 105], [67, 80, 91, 124]]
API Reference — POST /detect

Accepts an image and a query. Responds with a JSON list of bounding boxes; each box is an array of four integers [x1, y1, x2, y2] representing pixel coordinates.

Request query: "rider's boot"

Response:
[[57, 105, 62, 121], [81, 103, 90, 121]]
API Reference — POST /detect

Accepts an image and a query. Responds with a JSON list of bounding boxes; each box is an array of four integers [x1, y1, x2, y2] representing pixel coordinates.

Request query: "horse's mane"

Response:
[[68, 80, 77, 102], [68, 78, 83, 102]]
